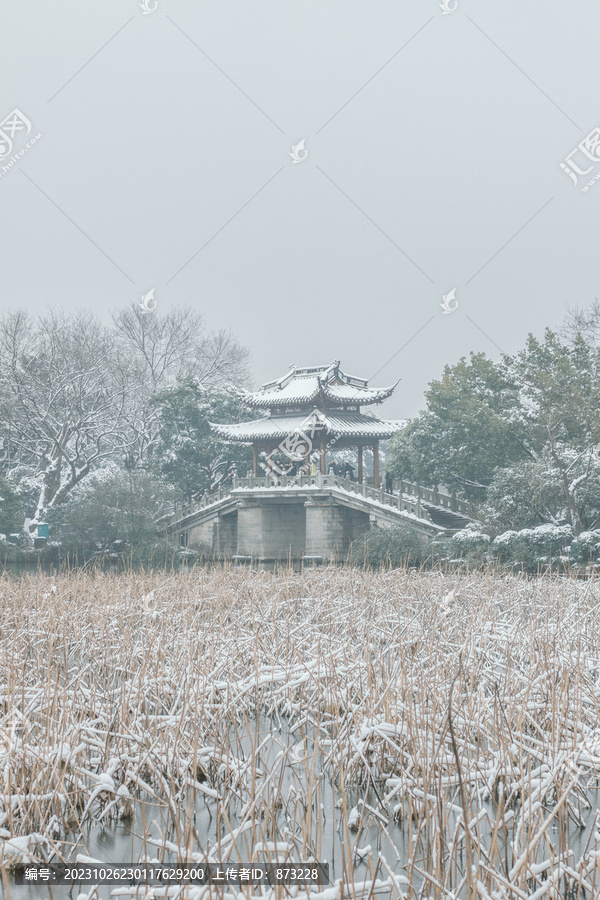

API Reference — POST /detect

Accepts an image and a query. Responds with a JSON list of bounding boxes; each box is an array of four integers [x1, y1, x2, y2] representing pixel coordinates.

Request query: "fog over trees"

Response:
[[387, 305, 600, 539], [0, 304, 250, 547], [1, 301, 600, 565]]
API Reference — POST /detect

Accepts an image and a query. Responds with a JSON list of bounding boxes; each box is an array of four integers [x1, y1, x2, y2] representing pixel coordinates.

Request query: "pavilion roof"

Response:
[[241, 360, 398, 408], [210, 409, 405, 443]]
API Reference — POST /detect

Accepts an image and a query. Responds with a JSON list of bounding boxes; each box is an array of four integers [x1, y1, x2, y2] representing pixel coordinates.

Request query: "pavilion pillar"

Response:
[[320, 436, 326, 475], [373, 441, 380, 488], [253, 444, 259, 477], [357, 446, 363, 484]]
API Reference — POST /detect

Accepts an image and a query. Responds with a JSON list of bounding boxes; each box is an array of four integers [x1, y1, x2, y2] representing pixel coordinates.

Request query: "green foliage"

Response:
[[352, 525, 431, 569], [507, 331, 600, 535], [46, 464, 173, 565], [510, 331, 600, 453], [386, 353, 527, 500], [570, 530, 600, 563], [446, 524, 491, 562], [483, 455, 600, 537], [482, 458, 566, 535], [0, 475, 23, 535], [150, 379, 255, 501], [387, 328, 600, 535], [491, 524, 573, 570]]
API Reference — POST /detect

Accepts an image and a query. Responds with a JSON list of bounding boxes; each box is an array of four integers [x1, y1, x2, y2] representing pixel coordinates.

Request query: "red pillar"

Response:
[[253, 444, 259, 477], [373, 441, 380, 488]]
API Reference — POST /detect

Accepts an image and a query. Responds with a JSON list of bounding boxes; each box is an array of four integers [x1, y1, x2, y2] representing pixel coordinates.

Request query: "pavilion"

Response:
[[210, 360, 403, 487]]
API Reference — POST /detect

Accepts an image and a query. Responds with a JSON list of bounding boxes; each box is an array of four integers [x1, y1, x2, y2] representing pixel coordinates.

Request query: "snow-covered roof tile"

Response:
[[241, 361, 398, 408], [210, 411, 404, 443]]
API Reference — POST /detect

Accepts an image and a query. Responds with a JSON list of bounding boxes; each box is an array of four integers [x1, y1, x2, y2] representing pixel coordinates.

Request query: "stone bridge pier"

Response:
[[236, 497, 307, 562], [304, 498, 369, 561], [234, 496, 370, 562]]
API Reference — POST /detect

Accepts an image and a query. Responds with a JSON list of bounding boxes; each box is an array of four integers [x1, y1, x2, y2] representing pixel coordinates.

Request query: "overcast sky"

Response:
[[1, 0, 599, 420]]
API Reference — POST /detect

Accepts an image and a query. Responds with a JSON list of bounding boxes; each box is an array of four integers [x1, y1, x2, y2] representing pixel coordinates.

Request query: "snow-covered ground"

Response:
[[1, 569, 600, 899]]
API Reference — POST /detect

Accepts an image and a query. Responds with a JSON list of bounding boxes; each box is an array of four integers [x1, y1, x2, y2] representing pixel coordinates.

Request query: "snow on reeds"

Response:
[[0, 567, 599, 898]]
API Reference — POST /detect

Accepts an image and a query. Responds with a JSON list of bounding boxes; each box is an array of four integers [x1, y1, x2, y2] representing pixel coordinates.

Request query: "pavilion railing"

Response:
[[170, 473, 473, 526]]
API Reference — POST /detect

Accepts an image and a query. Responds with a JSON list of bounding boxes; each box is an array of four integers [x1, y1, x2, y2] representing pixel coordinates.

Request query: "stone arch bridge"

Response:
[[167, 474, 473, 564]]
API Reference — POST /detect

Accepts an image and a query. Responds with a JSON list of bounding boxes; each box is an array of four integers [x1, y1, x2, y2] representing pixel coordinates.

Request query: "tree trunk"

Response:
[[561, 470, 583, 537]]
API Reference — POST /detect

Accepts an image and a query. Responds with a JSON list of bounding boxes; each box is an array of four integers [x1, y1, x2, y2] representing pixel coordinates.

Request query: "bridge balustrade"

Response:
[[170, 472, 442, 527]]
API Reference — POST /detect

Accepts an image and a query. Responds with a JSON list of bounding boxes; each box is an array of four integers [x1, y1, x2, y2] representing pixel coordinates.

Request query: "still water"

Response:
[[2, 716, 599, 899]]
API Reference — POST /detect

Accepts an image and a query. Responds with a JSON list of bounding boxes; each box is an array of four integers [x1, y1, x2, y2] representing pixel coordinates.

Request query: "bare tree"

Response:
[[0, 304, 251, 528], [0, 309, 135, 527], [112, 304, 251, 459], [113, 304, 250, 390], [562, 299, 600, 346]]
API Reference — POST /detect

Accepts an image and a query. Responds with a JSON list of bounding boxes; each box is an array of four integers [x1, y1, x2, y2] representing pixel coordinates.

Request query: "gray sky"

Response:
[[1, 0, 599, 421]]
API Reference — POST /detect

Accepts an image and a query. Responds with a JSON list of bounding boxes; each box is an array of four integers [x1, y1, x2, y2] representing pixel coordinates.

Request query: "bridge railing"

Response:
[[171, 473, 442, 525], [172, 483, 234, 523], [233, 473, 431, 520], [231, 474, 473, 519], [396, 480, 471, 515]]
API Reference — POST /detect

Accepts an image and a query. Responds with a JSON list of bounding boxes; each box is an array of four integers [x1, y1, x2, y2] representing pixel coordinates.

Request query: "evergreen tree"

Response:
[[386, 353, 528, 500], [150, 378, 255, 501], [0, 475, 23, 535]]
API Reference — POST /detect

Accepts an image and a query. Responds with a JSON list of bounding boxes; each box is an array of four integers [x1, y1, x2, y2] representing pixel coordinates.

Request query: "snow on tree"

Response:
[[385, 353, 530, 500], [509, 330, 600, 535], [388, 320, 600, 536], [112, 303, 250, 462], [0, 305, 251, 529], [449, 523, 490, 552], [150, 378, 256, 498], [492, 524, 574, 563], [570, 529, 600, 562], [0, 309, 135, 528]]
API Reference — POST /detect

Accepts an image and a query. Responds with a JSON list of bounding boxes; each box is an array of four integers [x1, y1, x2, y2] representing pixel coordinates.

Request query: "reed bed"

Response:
[[0, 567, 599, 899]]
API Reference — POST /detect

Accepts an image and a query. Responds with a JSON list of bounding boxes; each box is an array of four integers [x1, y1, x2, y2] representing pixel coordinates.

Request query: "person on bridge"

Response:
[[385, 471, 393, 493]]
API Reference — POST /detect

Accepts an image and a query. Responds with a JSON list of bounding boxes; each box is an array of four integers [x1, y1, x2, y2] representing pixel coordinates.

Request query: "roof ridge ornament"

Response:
[[240, 361, 400, 408]]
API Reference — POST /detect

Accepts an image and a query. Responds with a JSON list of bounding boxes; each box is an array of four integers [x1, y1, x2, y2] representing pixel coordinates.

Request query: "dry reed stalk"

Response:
[[0, 568, 599, 898]]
